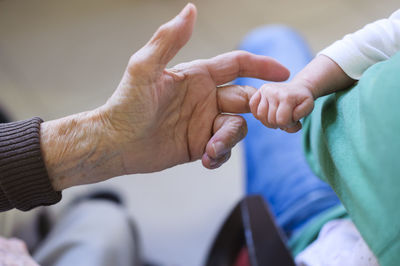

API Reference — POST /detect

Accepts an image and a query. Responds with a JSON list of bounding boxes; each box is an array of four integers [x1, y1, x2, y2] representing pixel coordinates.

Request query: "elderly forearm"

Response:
[[40, 108, 125, 191]]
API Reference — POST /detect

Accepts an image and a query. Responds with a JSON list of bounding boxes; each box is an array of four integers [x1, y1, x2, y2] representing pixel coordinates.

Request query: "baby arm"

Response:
[[250, 9, 400, 133], [249, 55, 355, 132]]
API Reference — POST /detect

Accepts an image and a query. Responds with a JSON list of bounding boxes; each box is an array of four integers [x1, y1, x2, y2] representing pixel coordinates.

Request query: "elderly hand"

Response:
[[0, 237, 39, 266], [41, 4, 289, 190]]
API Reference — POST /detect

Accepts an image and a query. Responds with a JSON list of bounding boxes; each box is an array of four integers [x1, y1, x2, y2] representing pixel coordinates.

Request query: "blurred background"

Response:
[[0, 0, 398, 265]]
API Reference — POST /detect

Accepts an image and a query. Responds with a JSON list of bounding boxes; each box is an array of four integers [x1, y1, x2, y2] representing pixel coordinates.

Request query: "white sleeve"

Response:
[[319, 9, 400, 80]]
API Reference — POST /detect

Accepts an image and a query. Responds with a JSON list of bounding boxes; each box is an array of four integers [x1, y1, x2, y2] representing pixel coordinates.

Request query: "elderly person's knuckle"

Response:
[[231, 116, 247, 139], [127, 50, 151, 74], [232, 50, 251, 63], [235, 50, 250, 59], [236, 51, 253, 62], [236, 86, 249, 101], [127, 61, 150, 77], [231, 50, 246, 57], [154, 24, 172, 40]]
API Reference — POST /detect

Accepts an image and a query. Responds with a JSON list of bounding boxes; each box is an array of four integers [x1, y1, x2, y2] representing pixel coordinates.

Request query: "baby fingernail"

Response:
[[212, 141, 226, 158]]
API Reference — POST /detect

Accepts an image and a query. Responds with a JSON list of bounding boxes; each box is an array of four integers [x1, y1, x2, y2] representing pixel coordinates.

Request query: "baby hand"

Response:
[[249, 81, 315, 133]]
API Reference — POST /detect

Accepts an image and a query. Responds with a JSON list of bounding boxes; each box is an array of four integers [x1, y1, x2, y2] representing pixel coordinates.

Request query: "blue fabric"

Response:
[[236, 26, 341, 237]]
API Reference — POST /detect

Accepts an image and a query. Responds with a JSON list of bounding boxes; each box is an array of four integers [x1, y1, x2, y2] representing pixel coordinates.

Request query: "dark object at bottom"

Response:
[[71, 189, 124, 207], [0, 106, 11, 123], [205, 195, 296, 266]]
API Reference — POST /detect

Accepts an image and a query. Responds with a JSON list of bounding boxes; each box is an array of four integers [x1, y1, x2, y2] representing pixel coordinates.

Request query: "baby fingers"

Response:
[[276, 102, 297, 129]]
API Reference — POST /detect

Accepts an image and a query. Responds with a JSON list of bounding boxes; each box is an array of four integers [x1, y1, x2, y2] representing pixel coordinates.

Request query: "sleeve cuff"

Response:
[[318, 40, 368, 80], [0, 117, 61, 211]]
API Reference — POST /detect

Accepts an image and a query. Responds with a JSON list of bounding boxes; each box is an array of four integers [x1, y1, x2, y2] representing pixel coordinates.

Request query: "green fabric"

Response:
[[289, 204, 348, 257], [301, 51, 400, 266]]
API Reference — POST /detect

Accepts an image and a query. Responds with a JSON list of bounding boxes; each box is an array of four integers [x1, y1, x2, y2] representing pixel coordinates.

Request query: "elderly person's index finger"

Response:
[[217, 85, 257, 113], [205, 51, 290, 85]]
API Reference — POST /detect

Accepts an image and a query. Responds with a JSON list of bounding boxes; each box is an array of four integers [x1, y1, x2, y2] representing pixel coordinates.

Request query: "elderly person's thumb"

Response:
[[127, 3, 197, 75]]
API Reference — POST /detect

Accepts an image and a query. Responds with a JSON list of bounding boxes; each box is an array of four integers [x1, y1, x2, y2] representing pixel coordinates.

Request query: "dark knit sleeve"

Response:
[[0, 117, 61, 211]]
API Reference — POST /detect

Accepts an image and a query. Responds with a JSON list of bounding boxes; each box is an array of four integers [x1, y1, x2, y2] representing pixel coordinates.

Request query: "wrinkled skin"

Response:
[[102, 4, 290, 173], [0, 237, 39, 266]]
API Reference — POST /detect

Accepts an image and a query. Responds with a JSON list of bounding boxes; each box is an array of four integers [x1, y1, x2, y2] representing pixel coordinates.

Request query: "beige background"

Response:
[[0, 0, 398, 265]]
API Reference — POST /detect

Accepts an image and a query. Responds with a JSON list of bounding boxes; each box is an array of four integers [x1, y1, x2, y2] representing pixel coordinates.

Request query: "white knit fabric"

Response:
[[319, 9, 400, 80]]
